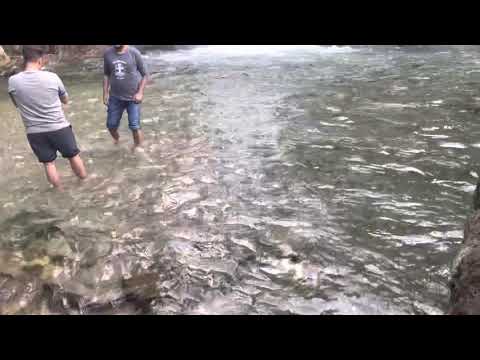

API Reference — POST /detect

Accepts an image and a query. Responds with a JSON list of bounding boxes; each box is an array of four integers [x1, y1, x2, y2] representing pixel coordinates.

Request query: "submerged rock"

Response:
[[0, 274, 43, 314]]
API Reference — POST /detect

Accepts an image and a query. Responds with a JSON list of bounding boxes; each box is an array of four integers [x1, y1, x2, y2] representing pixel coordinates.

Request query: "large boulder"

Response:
[[448, 181, 480, 314], [0, 46, 9, 65], [0, 45, 15, 76]]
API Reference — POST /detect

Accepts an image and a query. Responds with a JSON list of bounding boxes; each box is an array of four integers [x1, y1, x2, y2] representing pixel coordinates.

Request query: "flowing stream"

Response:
[[1, 45, 478, 314]]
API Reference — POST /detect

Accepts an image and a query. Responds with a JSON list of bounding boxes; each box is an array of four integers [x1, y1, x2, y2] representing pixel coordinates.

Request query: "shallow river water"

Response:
[[1, 45, 479, 314]]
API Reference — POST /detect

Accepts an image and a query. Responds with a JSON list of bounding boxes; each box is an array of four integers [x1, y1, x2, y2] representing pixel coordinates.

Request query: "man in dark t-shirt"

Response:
[[103, 45, 148, 149]]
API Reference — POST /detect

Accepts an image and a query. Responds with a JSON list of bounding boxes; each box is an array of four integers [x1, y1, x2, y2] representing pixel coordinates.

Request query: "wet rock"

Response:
[[151, 301, 182, 314], [153, 190, 205, 214], [0, 46, 11, 66], [285, 297, 329, 315], [188, 291, 253, 314], [473, 180, 480, 210], [200, 175, 217, 184], [178, 176, 195, 186], [0, 250, 25, 277], [228, 236, 257, 259], [79, 241, 113, 267], [122, 273, 159, 300], [448, 210, 480, 314], [128, 186, 144, 203], [80, 301, 145, 315], [412, 301, 443, 315], [0, 274, 43, 314], [181, 207, 203, 222], [21, 256, 51, 277], [46, 280, 127, 315], [45, 233, 74, 260], [255, 292, 290, 314], [47, 257, 148, 313], [0, 46, 17, 77]]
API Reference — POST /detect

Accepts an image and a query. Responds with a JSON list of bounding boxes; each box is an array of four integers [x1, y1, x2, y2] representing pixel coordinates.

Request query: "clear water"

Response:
[[0, 45, 478, 314]]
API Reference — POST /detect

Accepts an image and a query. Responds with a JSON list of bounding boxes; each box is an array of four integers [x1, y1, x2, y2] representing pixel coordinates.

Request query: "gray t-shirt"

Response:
[[104, 46, 148, 101], [8, 70, 70, 134]]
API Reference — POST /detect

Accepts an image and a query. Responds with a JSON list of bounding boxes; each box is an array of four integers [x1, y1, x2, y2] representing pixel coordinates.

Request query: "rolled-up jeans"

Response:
[[106, 96, 141, 131]]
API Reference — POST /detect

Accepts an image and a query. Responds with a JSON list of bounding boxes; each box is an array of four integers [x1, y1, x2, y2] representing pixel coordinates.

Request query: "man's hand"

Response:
[[133, 92, 144, 104], [103, 94, 109, 106]]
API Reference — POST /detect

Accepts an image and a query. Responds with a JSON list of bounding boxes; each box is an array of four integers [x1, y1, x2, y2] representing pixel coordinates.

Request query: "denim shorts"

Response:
[[106, 96, 141, 131]]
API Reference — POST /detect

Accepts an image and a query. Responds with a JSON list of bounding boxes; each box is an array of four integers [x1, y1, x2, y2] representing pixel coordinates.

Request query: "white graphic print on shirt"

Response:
[[113, 60, 127, 80]]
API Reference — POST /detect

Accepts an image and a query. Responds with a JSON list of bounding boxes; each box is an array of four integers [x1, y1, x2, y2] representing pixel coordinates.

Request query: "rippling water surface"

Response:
[[1, 45, 479, 314]]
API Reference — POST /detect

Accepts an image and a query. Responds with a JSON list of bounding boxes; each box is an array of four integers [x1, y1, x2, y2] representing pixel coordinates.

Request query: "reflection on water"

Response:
[[0, 45, 478, 314]]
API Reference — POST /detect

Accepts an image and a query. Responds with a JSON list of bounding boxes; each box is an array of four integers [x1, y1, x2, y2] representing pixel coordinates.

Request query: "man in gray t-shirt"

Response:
[[103, 45, 148, 149], [8, 46, 87, 190], [9, 67, 70, 134]]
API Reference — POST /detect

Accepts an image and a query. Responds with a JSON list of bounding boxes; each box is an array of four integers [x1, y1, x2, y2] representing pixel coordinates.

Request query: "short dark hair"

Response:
[[22, 46, 46, 63]]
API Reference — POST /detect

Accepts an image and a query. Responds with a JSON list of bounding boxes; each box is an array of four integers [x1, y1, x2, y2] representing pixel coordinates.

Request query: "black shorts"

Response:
[[27, 126, 80, 163]]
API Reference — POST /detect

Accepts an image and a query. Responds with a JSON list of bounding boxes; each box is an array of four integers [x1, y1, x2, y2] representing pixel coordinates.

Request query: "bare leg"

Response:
[[108, 128, 120, 145], [132, 129, 144, 149], [44, 162, 63, 190], [69, 154, 87, 180]]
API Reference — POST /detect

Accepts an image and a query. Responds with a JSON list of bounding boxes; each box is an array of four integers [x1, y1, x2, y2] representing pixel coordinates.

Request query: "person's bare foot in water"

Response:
[[131, 129, 144, 152], [108, 128, 120, 146], [131, 144, 144, 153], [77, 172, 99, 187]]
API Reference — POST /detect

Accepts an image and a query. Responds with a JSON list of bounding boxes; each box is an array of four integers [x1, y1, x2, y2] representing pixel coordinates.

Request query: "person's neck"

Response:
[[24, 62, 42, 72], [116, 45, 128, 54]]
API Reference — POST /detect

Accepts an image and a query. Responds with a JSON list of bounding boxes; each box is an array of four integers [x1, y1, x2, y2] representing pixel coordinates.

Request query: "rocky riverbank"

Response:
[[0, 45, 187, 77], [448, 182, 480, 314], [0, 45, 109, 77]]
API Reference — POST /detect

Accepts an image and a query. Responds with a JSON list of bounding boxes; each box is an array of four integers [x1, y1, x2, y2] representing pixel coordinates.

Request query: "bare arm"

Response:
[[56, 75, 69, 105], [133, 76, 148, 103], [9, 93, 18, 108], [133, 49, 148, 103], [137, 76, 148, 94], [103, 75, 110, 106], [60, 94, 69, 105], [8, 79, 17, 108]]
